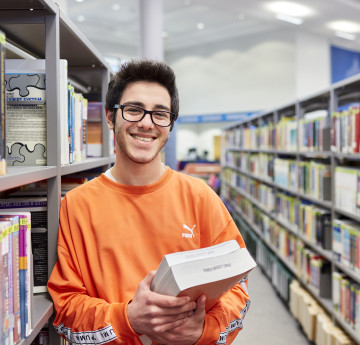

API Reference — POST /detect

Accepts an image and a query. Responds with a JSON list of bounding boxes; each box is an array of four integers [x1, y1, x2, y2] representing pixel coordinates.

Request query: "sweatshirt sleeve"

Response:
[[194, 185, 252, 344], [195, 277, 250, 344], [47, 197, 140, 345]]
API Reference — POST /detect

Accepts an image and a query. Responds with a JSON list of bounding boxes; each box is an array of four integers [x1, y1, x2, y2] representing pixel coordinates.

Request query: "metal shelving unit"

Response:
[[0, 1, 113, 343], [221, 73, 360, 345]]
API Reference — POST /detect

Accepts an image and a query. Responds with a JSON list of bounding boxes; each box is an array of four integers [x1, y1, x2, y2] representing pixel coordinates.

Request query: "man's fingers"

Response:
[[151, 293, 195, 310]]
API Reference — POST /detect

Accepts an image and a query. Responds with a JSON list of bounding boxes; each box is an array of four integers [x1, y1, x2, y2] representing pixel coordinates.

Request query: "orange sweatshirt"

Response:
[[47, 168, 250, 345]]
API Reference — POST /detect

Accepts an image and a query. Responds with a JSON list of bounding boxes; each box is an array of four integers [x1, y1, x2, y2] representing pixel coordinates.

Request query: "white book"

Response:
[[150, 240, 256, 308], [59, 59, 69, 165], [139, 240, 256, 345]]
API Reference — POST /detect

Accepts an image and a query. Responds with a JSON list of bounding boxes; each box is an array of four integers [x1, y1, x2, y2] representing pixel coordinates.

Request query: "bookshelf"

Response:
[[0, 1, 113, 344], [221, 76, 360, 344]]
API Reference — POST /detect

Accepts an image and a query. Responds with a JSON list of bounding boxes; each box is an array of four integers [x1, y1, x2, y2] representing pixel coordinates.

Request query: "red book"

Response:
[[354, 107, 360, 153]]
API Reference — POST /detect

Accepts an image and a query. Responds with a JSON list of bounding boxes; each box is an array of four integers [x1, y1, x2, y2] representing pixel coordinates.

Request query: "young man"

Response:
[[47, 59, 250, 345]]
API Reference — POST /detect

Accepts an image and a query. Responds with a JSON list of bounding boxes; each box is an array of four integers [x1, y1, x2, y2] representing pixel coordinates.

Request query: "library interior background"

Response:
[[2, 0, 360, 344]]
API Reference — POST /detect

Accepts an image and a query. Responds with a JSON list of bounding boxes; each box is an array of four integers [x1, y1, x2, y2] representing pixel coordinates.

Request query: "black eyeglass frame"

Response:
[[113, 104, 176, 127]]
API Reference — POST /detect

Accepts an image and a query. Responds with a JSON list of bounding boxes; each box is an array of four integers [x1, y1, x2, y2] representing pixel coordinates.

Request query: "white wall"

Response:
[[295, 32, 330, 99], [166, 29, 297, 115], [165, 29, 299, 161]]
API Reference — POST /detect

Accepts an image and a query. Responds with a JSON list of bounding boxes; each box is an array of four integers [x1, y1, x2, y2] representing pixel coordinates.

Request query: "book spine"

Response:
[[18, 216, 28, 339], [1, 222, 10, 345], [0, 31, 6, 175], [11, 221, 20, 344]]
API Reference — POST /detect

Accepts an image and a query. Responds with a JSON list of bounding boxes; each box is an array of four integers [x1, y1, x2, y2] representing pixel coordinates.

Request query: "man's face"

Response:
[[112, 81, 171, 164]]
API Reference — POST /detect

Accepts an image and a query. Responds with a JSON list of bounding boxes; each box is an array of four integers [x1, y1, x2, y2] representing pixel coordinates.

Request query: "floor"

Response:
[[232, 267, 312, 345]]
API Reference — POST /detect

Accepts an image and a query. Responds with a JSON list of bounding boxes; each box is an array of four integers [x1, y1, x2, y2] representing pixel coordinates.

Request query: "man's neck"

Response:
[[111, 156, 166, 186]]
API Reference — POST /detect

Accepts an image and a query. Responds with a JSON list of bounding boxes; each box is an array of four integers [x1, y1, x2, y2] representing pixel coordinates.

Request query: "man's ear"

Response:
[[105, 108, 114, 130]]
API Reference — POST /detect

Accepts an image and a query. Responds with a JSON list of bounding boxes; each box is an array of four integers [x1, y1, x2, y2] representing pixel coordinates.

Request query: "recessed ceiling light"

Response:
[[276, 13, 303, 25], [197, 22, 205, 30], [75, 0, 84, 2], [77, 15, 85, 22], [112, 3, 120, 11], [335, 31, 356, 40], [328, 20, 360, 33], [265, 1, 313, 17]]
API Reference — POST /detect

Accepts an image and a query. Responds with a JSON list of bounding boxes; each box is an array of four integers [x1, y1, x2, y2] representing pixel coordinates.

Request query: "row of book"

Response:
[[298, 110, 331, 153], [275, 116, 297, 152], [225, 174, 360, 279], [224, 154, 332, 202], [229, 194, 360, 343], [224, 105, 360, 155], [290, 279, 356, 344], [0, 173, 95, 344], [0, 211, 32, 345], [4, 58, 92, 167], [333, 219, 360, 273], [224, 151, 274, 182], [229, 175, 357, 269], [256, 239, 292, 302], [236, 201, 359, 342], [331, 106, 360, 154], [274, 158, 331, 201], [333, 271, 360, 334], [335, 167, 360, 216], [236, 216, 292, 303], [224, 184, 331, 299], [0, 35, 115, 174]]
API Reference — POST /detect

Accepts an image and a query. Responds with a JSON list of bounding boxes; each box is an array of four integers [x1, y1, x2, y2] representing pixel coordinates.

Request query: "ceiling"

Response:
[[64, 0, 360, 59]]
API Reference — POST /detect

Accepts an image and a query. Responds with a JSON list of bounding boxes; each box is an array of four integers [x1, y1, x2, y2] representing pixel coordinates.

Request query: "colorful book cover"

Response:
[[0, 221, 11, 345], [0, 220, 12, 345], [4, 59, 46, 166], [0, 215, 21, 344], [0, 198, 47, 294], [0, 211, 31, 338]]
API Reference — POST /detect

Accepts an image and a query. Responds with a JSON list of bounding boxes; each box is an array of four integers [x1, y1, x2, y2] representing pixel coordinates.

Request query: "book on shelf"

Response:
[[87, 102, 103, 158], [59, 59, 69, 166], [139, 240, 256, 345], [0, 220, 12, 345], [0, 211, 32, 339], [0, 198, 48, 294], [333, 218, 360, 273], [5, 59, 47, 166], [331, 104, 360, 154], [67, 85, 89, 163], [0, 215, 21, 344], [299, 109, 330, 153], [0, 31, 6, 175], [335, 167, 360, 215]]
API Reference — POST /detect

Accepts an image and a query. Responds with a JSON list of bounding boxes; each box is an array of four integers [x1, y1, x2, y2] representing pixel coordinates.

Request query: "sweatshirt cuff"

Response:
[[195, 314, 220, 345], [110, 300, 139, 342]]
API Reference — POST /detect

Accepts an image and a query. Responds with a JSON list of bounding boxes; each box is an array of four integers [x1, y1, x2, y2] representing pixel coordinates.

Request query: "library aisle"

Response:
[[233, 267, 311, 345]]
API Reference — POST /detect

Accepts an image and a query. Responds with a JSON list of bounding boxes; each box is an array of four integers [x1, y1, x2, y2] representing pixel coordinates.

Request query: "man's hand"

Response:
[[159, 294, 206, 345], [127, 271, 206, 345]]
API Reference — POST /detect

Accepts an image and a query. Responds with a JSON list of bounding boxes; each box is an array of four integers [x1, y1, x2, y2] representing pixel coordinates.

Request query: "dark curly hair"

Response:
[[105, 59, 179, 131]]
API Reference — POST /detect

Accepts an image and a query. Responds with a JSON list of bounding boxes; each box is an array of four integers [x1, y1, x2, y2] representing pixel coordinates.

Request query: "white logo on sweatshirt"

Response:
[[182, 224, 196, 238]]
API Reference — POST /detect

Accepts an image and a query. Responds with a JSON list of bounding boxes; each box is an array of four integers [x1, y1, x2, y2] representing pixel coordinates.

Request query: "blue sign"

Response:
[[178, 111, 257, 124], [331, 45, 360, 83]]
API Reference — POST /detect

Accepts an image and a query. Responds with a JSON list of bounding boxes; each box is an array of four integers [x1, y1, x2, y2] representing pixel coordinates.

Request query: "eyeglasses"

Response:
[[114, 104, 175, 127]]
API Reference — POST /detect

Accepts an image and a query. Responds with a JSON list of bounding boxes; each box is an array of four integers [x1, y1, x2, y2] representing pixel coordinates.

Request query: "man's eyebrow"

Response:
[[122, 101, 171, 111]]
